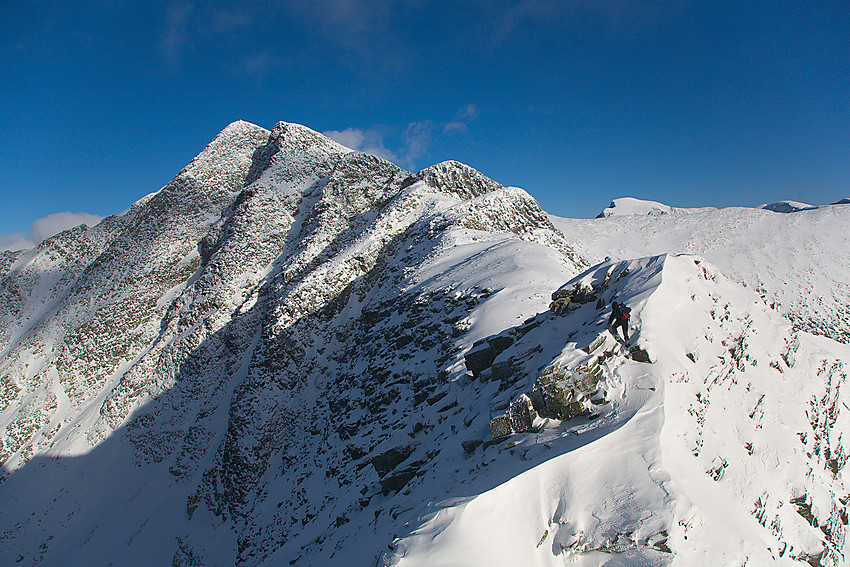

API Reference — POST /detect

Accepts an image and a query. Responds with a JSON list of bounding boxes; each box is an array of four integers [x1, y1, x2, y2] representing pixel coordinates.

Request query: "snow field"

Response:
[[2, 123, 848, 567], [390, 253, 848, 565]]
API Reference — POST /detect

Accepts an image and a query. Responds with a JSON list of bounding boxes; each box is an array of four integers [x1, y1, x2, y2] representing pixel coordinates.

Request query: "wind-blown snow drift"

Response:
[[388, 254, 848, 566]]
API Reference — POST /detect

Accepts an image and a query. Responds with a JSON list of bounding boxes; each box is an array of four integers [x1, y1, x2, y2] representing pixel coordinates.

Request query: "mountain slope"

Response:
[[389, 254, 848, 566], [0, 120, 584, 566], [0, 125, 848, 567], [552, 200, 850, 344]]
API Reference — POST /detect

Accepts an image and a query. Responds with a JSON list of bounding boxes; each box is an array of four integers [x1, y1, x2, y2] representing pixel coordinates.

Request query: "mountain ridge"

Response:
[[1, 121, 848, 566], [553, 200, 850, 345]]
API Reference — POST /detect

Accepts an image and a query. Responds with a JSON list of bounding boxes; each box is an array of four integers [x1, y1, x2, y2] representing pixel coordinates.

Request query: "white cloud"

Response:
[[159, 2, 195, 66], [325, 109, 472, 172], [324, 128, 366, 151], [30, 212, 103, 244], [0, 212, 104, 253], [0, 233, 32, 253], [403, 121, 433, 165], [444, 121, 468, 135], [325, 122, 432, 170], [444, 103, 479, 134], [324, 128, 399, 163]]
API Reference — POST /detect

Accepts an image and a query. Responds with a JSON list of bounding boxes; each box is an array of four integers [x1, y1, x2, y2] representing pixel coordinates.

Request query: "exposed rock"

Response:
[[509, 395, 537, 433], [465, 336, 515, 378], [529, 361, 604, 420], [487, 395, 539, 438], [401, 160, 502, 200], [371, 444, 417, 478], [489, 415, 512, 438], [380, 466, 420, 495], [581, 334, 606, 354], [629, 346, 651, 363], [550, 277, 610, 316]]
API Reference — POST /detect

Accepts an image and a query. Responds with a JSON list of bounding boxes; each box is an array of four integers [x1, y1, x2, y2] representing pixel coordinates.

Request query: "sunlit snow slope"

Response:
[[388, 254, 849, 566], [1, 127, 848, 567], [553, 198, 850, 344]]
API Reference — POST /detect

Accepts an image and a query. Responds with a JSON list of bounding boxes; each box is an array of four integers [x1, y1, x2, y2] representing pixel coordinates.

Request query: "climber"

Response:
[[608, 301, 631, 343]]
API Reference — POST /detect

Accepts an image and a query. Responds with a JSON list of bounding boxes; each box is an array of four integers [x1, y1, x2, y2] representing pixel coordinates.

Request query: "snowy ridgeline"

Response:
[[0, 122, 848, 567], [555, 197, 850, 345], [391, 254, 850, 566]]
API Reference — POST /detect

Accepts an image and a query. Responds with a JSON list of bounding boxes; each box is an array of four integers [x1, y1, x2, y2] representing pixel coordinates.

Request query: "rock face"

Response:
[[0, 120, 583, 566], [0, 121, 848, 567]]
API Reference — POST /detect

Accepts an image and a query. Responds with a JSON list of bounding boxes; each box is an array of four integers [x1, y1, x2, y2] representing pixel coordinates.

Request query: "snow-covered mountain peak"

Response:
[[597, 197, 677, 217], [170, 119, 270, 197], [268, 120, 353, 158], [403, 160, 502, 200], [1, 119, 848, 567], [760, 200, 815, 213], [240, 121, 360, 191], [217, 119, 270, 140]]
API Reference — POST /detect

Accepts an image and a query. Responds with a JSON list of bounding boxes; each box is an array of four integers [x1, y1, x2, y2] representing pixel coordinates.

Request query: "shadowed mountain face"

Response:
[[0, 121, 585, 565], [1, 122, 848, 567]]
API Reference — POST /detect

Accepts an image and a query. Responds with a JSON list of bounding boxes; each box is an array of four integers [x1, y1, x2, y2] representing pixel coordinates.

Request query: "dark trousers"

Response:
[[612, 319, 629, 341]]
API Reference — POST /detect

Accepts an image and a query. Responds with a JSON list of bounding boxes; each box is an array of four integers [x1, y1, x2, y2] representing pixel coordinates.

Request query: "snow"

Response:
[[599, 197, 678, 217], [760, 200, 815, 213], [416, 232, 571, 343], [1, 123, 849, 567], [389, 254, 847, 565], [552, 201, 850, 344]]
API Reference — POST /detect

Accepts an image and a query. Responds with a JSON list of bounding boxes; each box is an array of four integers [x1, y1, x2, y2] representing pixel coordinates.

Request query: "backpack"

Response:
[[614, 303, 630, 321]]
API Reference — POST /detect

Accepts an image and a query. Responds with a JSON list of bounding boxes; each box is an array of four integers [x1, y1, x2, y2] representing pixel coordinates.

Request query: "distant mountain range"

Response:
[[1, 121, 848, 566]]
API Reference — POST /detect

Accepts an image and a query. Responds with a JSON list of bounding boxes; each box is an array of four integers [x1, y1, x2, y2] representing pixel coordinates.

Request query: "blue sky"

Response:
[[2, 1, 848, 249]]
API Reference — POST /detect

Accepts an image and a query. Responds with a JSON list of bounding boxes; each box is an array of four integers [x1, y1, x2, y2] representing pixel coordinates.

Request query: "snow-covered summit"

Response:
[[1, 120, 848, 566], [596, 197, 678, 217], [402, 159, 503, 200], [216, 119, 270, 139], [180, 119, 270, 188], [759, 200, 815, 213]]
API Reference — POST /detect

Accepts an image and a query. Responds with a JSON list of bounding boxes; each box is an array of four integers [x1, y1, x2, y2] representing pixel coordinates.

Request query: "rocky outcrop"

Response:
[[401, 160, 502, 200], [486, 358, 612, 438], [549, 267, 629, 316], [530, 361, 605, 421]]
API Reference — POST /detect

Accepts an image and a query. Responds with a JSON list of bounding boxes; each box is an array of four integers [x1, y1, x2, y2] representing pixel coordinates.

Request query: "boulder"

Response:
[[489, 415, 512, 438], [371, 444, 416, 478], [464, 335, 515, 378], [530, 362, 602, 420], [581, 334, 606, 354], [629, 346, 651, 363], [379, 466, 419, 495], [487, 394, 538, 438], [549, 282, 600, 316], [509, 394, 537, 433]]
